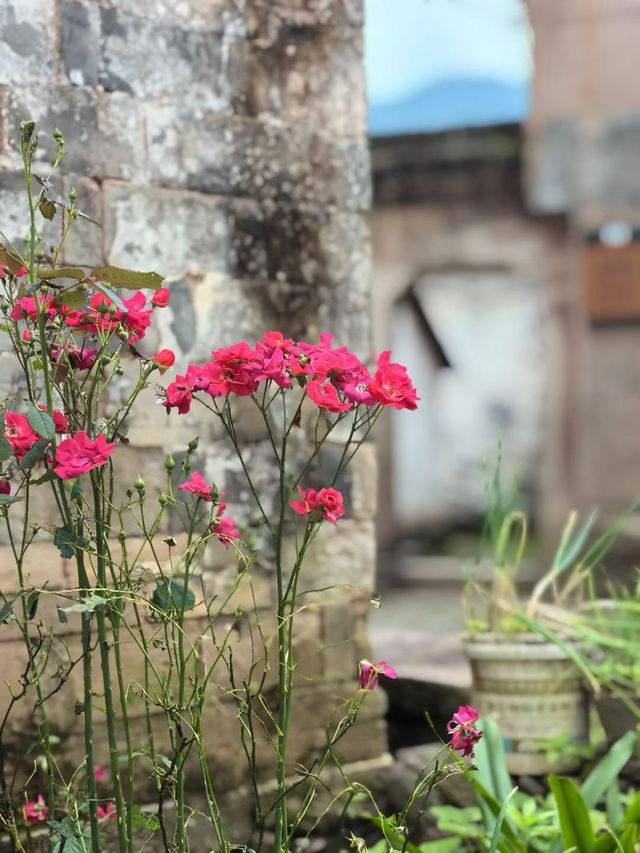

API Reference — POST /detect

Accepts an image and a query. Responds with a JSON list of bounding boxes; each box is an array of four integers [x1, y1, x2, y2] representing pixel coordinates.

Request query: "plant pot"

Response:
[[464, 633, 589, 775]]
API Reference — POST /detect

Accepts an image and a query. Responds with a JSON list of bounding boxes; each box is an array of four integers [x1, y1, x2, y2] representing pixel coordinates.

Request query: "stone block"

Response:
[[101, 0, 244, 31], [103, 183, 231, 277], [145, 108, 370, 210], [0, 0, 57, 86], [96, 6, 234, 109], [4, 87, 145, 181]]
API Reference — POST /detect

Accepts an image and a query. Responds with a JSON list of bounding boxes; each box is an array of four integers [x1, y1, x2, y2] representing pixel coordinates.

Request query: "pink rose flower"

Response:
[[369, 351, 419, 410], [290, 486, 344, 525], [213, 515, 240, 548], [54, 431, 115, 479], [358, 660, 398, 691], [4, 412, 39, 460], [51, 345, 98, 372], [97, 802, 117, 822], [447, 705, 483, 757], [93, 765, 108, 783], [152, 349, 175, 373], [306, 379, 353, 413], [22, 795, 48, 824], [152, 287, 170, 307], [178, 471, 214, 502]]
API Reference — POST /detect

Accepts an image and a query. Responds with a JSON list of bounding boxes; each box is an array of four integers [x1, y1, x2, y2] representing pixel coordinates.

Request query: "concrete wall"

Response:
[[0, 0, 386, 811], [525, 0, 640, 519]]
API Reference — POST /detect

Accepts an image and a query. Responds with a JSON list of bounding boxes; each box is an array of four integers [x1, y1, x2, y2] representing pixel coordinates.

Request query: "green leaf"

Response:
[[469, 778, 518, 845], [91, 265, 164, 291], [54, 525, 78, 559], [27, 402, 56, 441], [152, 579, 196, 614], [419, 840, 462, 852], [474, 717, 513, 804], [19, 437, 49, 471], [56, 606, 68, 624], [92, 280, 127, 312], [581, 732, 637, 808], [0, 415, 12, 463], [131, 804, 160, 831], [0, 494, 22, 506], [55, 288, 87, 309], [489, 788, 518, 853], [63, 593, 108, 615], [623, 790, 640, 824], [31, 469, 58, 486], [38, 266, 86, 281], [549, 774, 595, 852]]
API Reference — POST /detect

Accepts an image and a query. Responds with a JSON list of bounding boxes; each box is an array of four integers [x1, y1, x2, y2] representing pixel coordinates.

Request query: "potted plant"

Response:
[[462, 468, 632, 775], [569, 584, 640, 764]]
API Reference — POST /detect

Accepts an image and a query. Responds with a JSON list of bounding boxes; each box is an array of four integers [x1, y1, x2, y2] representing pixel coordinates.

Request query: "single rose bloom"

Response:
[[54, 431, 115, 479], [213, 514, 240, 548], [4, 412, 39, 460], [93, 765, 108, 783], [306, 379, 352, 413], [23, 795, 48, 824], [178, 471, 214, 502], [369, 351, 419, 411], [316, 487, 344, 524], [152, 349, 176, 373], [447, 705, 483, 757], [152, 287, 170, 307], [97, 802, 117, 822], [358, 660, 398, 691]]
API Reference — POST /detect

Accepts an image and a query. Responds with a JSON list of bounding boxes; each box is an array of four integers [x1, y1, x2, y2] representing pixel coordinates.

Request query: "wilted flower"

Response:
[[447, 705, 482, 757], [358, 659, 398, 691]]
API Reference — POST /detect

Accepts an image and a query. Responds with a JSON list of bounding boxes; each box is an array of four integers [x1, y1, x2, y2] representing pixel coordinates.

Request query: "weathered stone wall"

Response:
[[0, 0, 385, 820]]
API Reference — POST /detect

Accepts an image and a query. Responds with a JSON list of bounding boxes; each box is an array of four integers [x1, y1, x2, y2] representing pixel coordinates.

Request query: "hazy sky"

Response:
[[365, 0, 533, 104]]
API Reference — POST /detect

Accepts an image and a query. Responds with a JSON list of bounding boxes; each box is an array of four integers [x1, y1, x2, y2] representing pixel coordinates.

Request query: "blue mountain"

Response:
[[368, 77, 530, 137]]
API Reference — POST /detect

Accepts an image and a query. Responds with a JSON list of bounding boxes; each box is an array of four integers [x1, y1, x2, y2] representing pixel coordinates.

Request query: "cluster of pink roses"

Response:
[[11, 286, 171, 347], [163, 332, 419, 415]]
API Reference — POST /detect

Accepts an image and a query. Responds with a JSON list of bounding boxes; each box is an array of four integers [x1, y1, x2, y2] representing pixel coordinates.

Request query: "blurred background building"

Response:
[[366, 0, 640, 691]]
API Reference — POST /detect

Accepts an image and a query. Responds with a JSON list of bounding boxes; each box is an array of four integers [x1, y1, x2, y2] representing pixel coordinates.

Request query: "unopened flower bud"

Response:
[[20, 121, 35, 145], [158, 494, 169, 507], [163, 536, 177, 547], [118, 529, 127, 542], [164, 454, 175, 472], [108, 304, 117, 316], [118, 328, 128, 342], [209, 485, 219, 503], [187, 436, 199, 453], [114, 365, 124, 376], [68, 186, 77, 202], [134, 475, 145, 492]]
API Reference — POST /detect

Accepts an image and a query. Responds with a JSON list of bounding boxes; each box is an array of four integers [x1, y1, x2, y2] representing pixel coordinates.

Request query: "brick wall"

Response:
[[0, 0, 386, 818]]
